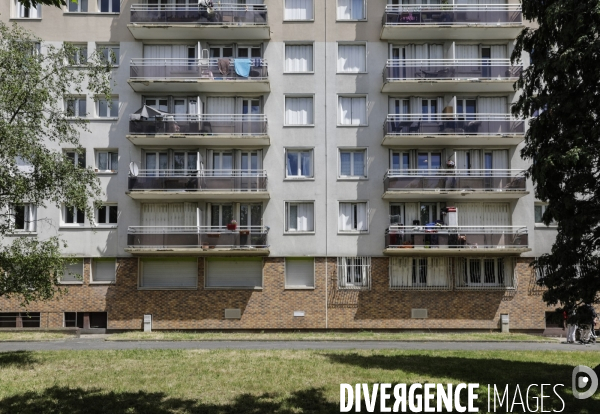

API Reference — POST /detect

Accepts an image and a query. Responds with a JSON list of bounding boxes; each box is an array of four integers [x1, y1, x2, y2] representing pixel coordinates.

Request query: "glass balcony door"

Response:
[[240, 204, 262, 229], [173, 151, 198, 175], [145, 152, 168, 176], [241, 98, 261, 134], [211, 204, 234, 229], [212, 151, 234, 176]]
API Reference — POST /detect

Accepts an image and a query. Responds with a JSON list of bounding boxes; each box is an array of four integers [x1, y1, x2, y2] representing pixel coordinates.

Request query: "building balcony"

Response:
[[128, 58, 269, 93], [382, 59, 522, 93], [125, 226, 269, 256], [384, 225, 530, 255], [381, 4, 523, 40], [383, 169, 528, 200], [127, 114, 269, 146], [127, 170, 269, 200], [128, 3, 270, 40], [383, 114, 525, 146]]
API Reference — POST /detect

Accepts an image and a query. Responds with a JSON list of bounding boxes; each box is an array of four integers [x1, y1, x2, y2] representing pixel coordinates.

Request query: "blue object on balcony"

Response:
[[235, 59, 252, 78]]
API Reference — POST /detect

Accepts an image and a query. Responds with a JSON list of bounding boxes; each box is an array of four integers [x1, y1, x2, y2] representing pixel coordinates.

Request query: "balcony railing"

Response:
[[385, 114, 524, 136], [129, 114, 267, 135], [128, 169, 268, 192], [130, 58, 268, 80], [385, 225, 529, 249], [130, 3, 268, 25], [384, 169, 526, 192], [383, 4, 522, 26], [127, 226, 269, 249], [384, 59, 522, 81]]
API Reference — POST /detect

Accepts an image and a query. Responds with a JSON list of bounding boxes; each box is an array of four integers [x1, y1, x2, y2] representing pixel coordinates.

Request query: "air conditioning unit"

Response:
[[224, 309, 241, 319], [411, 309, 428, 319]]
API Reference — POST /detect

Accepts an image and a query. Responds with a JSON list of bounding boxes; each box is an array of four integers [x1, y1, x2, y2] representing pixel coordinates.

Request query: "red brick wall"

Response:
[[0, 256, 557, 330]]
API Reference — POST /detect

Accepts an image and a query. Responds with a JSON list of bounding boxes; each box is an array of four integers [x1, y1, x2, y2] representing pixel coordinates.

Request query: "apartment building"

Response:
[[0, 0, 558, 332]]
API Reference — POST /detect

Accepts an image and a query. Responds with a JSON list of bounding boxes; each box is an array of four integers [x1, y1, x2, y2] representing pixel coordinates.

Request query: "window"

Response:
[[11, 204, 36, 232], [99, 0, 120, 13], [97, 98, 118, 118], [205, 258, 263, 289], [96, 205, 118, 225], [285, 202, 314, 233], [455, 257, 515, 289], [285, 258, 315, 289], [339, 149, 366, 178], [66, 98, 86, 117], [92, 258, 116, 283], [337, 257, 371, 289], [285, 44, 313, 73], [390, 257, 450, 290], [15, 1, 41, 18], [96, 150, 118, 171], [140, 258, 198, 289], [337, 44, 366, 73], [338, 96, 367, 126], [338, 202, 368, 232], [68, 0, 88, 12], [535, 204, 556, 225], [16, 156, 34, 173], [64, 312, 107, 328], [98, 44, 119, 65], [337, 0, 365, 20], [284, 0, 313, 21], [285, 96, 314, 126], [63, 206, 85, 225], [61, 259, 84, 284], [66, 151, 86, 168], [68, 44, 87, 65], [0, 312, 40, 328], [286, 149, 313, 178]]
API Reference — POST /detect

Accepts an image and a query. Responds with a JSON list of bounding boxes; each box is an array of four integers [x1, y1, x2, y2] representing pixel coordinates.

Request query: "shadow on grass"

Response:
[[324, 353, 600, 413], [0, 386, 339, 414], [0, 351, 37, 368]]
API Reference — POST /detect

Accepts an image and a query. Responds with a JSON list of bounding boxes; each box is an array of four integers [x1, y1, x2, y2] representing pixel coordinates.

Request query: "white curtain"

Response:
[[295, 203, 314, 231], [18, 2, 42, 18], [339, 97, 366, 125], [483, 203, 510, 227], [390, 257, 412, 288], [337, 0, 364, 19], [285, 45, 313, 72], [405, 203, 418, 225], [339, 203, 352, 231], [490, 45, 507, 59], [478, 97, 507, 114], [144, 45, 172, 59], [454, 150, 468, 171], [409, 97, 422, 115], [284, 0, 313, 20], [285, 97, 313, 125], [470, 149, 481, 169], [184, 203, 198, 226], [427, 257, 448, 287], [429, 44, 444, 60], [456, 203, 483, 226], [492, 150, 508, 174], [338, 44, 366, 72], [206, 97, 235, 114], [356, 203, 367, 230], [455, 45, 479, 60]]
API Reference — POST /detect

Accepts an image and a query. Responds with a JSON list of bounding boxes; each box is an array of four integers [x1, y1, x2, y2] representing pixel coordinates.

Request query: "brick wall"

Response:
[[0, 256, 559, 330]]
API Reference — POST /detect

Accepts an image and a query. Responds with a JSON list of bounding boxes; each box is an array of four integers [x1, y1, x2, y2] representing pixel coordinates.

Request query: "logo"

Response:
[[572, 366, 598, 400]]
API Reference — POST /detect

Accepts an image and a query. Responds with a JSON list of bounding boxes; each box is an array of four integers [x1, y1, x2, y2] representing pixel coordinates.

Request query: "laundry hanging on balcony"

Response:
[[218, 58, 230, 76], [234, 59, 252, 78]]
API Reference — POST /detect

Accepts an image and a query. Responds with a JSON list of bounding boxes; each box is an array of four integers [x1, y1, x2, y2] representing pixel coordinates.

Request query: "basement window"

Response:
[[64, 312, 107, 328], [0, 312, 41, 328]]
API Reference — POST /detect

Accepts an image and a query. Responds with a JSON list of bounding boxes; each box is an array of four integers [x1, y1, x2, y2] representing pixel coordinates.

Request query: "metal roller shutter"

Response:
[[141, 258, 197, 288], [92, 258, 116, 282], [285, 258, 314, 288], [206, 258, 263, 288]]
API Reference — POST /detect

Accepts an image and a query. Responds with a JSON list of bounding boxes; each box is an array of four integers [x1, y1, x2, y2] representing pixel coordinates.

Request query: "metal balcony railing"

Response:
[[127, 225, 269, 249], [130, 58, 268, 80], [384, 169, 526, 192], [129, 114, 268, 135], [385, 114, 524, 136], [128, 169, 268, 192], [383, 4, 522, 26], [384, 59, 522, 81], [385, 225, 529, 249], [130, 3, 268, 25]]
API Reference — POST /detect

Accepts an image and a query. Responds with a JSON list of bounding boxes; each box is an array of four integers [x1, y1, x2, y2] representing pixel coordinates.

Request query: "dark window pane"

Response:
[[66, 206, 74, 223], [77, 208, 85, 224], [14, 205, 25, 229], [97, 206, 107, 224], [109, 206, 118, 224]]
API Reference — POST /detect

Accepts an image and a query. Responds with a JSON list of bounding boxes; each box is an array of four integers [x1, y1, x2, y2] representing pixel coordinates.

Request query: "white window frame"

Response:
[[67, 0, 88, 13], [97, 44, 120, 66], [284, 95, 315, 127], [534, 203, 557, 227], [337, 95, 368, 126], [284, 258, 315, 289], [283, 0, 315, 22], [336, 42, 367, 74], [338, 201, 369, 233], [60, 259, 84, 285], [456, 257, 514, 290], [91, 258, 117, 284], [338, 148, 367, 179], [336, 0, 367, 21], [337, 257, 371, 290], [96, 97, 119, 118], [67, 43, 88, 66], [62, 205, 86, 227], [283, 42, 315, 74], [65, 97, 87, 118], [285, 148, 314, 179], [95, 150, 118, 172], [284, 201, 315, 234], [98, 0, 120, 13], [65, 150, 86, 168], [95, 204, 118, 226], [10, 203, 37, 233], [14, 1, 42, 19]]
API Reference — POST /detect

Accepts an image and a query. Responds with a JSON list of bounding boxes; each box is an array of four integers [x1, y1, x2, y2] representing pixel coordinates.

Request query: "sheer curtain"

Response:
[[339, 97, 367, 125], [291, 203, 314, 231], [206, 97, 235, 114], [339, 203, 352, 231], [390, 258, 412, 288], [338, 44, 366, 72], [478, 97, 507, 114], [490, 45, 507, 59], [285, 45, 313, 72], [285, 97, 313, 125], [337, 0, 364, 20], [284, 0, 314, 20], [455, 45, 479, 59]]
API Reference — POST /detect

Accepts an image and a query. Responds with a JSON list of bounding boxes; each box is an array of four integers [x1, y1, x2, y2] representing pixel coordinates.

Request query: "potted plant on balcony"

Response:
[[227, 219, 238, 231]]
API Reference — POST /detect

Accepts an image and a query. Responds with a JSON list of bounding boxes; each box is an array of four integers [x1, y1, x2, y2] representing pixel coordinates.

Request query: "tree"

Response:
[[0, 21, 113, 305], [511, 1, 600, 313], [18, 1, 68, 9]]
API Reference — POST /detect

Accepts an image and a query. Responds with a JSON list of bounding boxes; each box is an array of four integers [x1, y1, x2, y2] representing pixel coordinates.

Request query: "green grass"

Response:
[[107, 330, 557, 342], [0, 332, 70, 341], [0, 349, 597, 413]]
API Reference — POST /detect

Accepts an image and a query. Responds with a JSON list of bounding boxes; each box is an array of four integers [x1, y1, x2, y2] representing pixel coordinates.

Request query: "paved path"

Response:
[[0, 339, 598, 352]]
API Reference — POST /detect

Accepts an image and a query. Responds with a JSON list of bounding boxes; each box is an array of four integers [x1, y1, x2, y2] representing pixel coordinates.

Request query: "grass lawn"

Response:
[[108, 331, 558, 342], [0, 332, 70, 341], [0, 349, 597, 413]]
